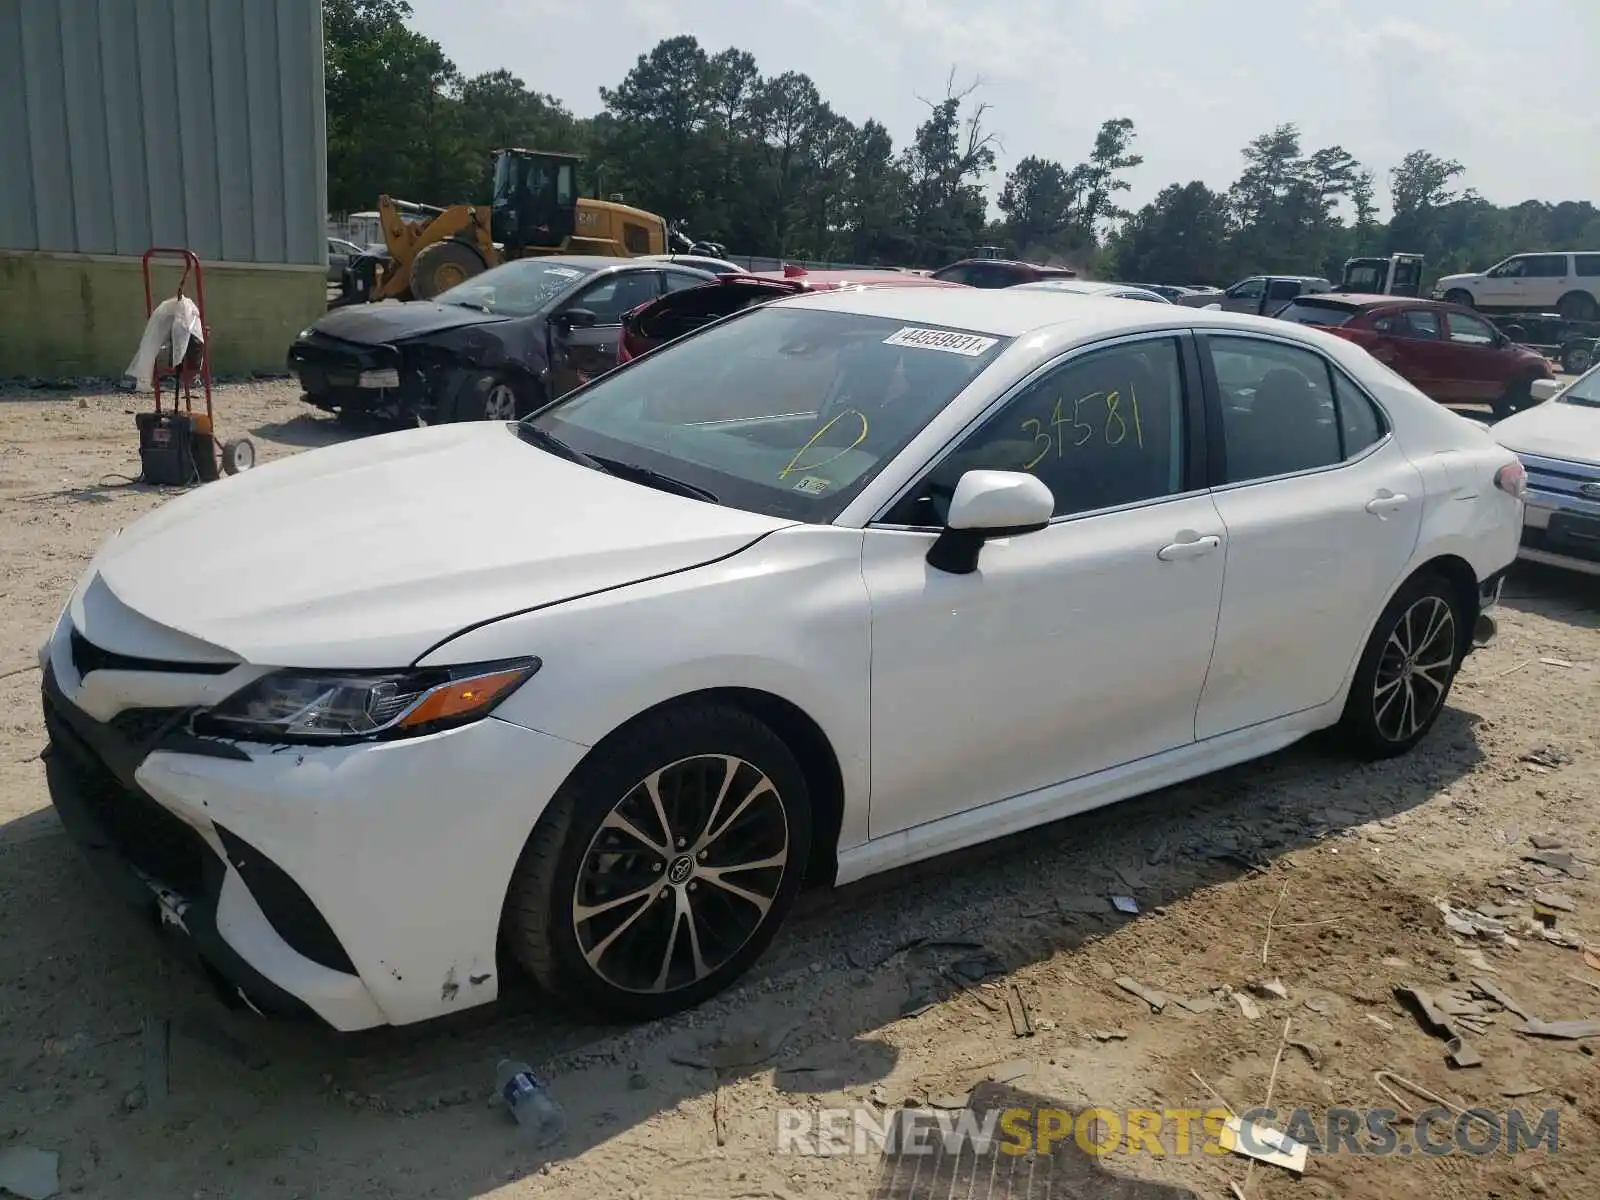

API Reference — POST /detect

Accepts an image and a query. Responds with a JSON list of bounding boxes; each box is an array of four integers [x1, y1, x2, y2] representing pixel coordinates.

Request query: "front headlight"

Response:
[[193, 658, 540, 744]]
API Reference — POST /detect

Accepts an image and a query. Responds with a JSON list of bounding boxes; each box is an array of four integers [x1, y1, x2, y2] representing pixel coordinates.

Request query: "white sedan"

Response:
[[42, 290, 1525, 1030], [1016, 279, 1173, 304], [1493, 368, 1600, 575]]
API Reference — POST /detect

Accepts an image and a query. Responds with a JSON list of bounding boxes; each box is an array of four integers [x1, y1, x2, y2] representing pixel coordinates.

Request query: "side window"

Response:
[[894, 338, 1188, 524], [934, 265, 974, 286], [1400, 310, 1442, 339], [1230, 278, 1266, 300], [568, 272, 662, 324], [1332, 371, 1386, 457], [1575, 254, 1600, 277], [1266, 279, 1301, 301], [1208, 337, 1341, 483], [662, 271, 709, 293], [1447, 312, 1497, 346], [1492, 257, 1527, 278], [1525, 254, 1570, 278]]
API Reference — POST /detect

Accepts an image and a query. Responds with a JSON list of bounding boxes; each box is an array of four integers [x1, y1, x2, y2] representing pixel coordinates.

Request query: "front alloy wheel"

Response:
[[503, 702, 812, 1020], [481, 381, 519, 421], [573, 755, 789, 994], [1339, 572, 1463, 758]]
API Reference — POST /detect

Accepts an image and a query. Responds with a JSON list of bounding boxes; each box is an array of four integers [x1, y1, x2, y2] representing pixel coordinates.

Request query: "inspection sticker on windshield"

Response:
[[882, 326, 999, 356], [545, 267, 582, 278], [792, 475, 831, 495]]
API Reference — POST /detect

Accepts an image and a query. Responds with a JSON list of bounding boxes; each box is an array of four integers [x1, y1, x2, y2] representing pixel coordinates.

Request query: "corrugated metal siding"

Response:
[[0, 0, 326, 264]]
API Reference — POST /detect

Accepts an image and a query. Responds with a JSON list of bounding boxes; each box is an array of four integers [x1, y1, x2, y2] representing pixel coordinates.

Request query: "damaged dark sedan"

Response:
[[287, 256, 717, 424]]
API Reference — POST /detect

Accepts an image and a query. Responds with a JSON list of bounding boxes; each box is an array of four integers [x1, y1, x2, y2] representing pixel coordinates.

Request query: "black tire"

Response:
[[502, 701, 813, 1021], [1492, 378, 1534, 421], [1556, 291, 1598, 323], [450, 372, 530, 422], [1443, 289, 1475, 308], [1338, 571, 1466, 759], [410, 240, 486, 301], [1560, 341, 1592, 376]]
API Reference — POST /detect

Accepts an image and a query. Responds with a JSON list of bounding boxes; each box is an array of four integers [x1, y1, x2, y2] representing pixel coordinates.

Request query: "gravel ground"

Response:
[[1, 380, 1598, 1200]]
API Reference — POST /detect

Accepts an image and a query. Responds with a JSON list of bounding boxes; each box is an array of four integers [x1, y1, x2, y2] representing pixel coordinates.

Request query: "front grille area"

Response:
[[43, 687, 211, 897], [1524, 515, 1600, 564]]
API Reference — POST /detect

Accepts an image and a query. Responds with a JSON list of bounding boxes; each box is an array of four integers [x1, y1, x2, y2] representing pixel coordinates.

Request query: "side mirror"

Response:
[[1530, 377, 1563, 403], [1203, 302, 1223, 311], [556, 307, 599, 330], [926, 470, 1054, 575]]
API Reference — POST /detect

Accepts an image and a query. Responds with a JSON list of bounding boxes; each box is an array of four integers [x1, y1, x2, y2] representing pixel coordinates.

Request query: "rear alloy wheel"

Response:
[[1556, 291, 1598, 323], [1339, 573, 1464, 758], [503, 703, 812, 1020], [1443, 289, 1475, 308], [1560, 341, 1592, 375]]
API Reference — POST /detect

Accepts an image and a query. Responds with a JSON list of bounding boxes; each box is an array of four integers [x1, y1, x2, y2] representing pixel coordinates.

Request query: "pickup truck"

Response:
[[1175, 274, 1332, 315]]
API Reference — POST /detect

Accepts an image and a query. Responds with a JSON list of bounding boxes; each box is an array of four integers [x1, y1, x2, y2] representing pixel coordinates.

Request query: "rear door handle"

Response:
[[1157, 534, 1221, 562], [1366, 493, 1409, 516]]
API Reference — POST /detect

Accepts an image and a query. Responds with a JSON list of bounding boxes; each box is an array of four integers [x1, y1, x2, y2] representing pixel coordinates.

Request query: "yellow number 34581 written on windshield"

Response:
[[1020, 388, 1144, 470]]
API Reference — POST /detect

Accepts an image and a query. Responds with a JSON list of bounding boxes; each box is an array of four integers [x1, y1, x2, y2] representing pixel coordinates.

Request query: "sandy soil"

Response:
[[1, 380, 1598, 1200]]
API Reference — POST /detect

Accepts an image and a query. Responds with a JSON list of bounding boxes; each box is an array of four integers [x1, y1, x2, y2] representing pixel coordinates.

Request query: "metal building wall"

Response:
[[0, 0, 326, 265]]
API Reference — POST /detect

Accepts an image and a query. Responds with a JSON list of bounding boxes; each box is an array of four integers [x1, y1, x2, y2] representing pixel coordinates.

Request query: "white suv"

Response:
[[1432, 252, 1600, 322]]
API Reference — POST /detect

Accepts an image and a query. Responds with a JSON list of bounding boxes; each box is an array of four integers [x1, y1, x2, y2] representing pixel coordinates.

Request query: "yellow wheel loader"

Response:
[[337, 149, 675, 304]]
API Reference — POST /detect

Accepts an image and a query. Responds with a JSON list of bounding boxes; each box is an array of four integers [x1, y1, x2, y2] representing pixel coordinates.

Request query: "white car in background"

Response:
[[42, 290, 1524, 1030], [1433, 252, 1600, 322], [1016, 279, 1173, 303], [1492, 366, 1600, 575]]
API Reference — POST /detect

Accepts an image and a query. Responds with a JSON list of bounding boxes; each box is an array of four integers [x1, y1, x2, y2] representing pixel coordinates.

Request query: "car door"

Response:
[[1476, 256, 1528, 309], [861, 333, 1228, 837], [1520, 253, 1574, 310], [548, 270, 665, 396], [1263, 278, 1303, 316], [1221, 278, 1267, 313], [1194, 332, 1423, 739], [1373, 308, 1451, 399], [1439, 309, 1505, 404]]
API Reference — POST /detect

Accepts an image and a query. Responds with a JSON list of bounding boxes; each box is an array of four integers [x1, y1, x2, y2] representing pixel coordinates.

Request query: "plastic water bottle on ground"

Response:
[[495, 1059, 565, 1148]]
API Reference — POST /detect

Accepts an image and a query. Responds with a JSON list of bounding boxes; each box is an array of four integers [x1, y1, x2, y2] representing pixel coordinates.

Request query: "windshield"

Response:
[[1559, 365, 1600, 409], [525, 306, 1011, 521], [434, 259, 596, 317], [1343, 264, 1382, 290]]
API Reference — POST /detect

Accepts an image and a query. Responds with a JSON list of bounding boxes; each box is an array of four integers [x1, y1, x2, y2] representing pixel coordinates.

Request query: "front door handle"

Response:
[[1365, 492, 1409, 517], [1157, 534, 1221, 562]]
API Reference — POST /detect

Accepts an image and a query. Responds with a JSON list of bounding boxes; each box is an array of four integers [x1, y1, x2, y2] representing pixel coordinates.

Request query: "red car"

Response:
[[929, 258, 1077, 288], [617, 265, 965, 363], [1274, 293, 1554, 419]]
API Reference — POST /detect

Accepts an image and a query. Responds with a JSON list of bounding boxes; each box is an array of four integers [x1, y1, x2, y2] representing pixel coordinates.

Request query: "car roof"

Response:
[[1016, 279, 1168, 300], [746, 268, 963, 289], [529, 255, 673, 272], [938, 257, 1072, 272], [1297, 293, 1453, 311], [774, 283, 1346, 341]]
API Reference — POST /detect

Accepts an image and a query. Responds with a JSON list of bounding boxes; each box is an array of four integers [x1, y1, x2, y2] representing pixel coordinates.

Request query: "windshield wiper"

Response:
[[445, 299, 492, 312], [516, 423, 609, 470], [589, 455, 719, 503]]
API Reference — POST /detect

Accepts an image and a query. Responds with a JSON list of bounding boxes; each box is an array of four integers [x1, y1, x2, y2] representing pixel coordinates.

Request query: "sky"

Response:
[[406, 0, 1599, 221]]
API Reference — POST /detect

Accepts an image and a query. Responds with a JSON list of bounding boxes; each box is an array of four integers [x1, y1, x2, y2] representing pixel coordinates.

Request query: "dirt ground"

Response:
[[1, 380, 1598, 1200]]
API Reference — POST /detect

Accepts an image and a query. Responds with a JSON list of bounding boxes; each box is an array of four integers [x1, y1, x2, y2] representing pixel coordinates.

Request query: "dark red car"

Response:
[[929, 258, 1077, 288], [617, 266, 965, 363], [1273, 293, 1555, 419]]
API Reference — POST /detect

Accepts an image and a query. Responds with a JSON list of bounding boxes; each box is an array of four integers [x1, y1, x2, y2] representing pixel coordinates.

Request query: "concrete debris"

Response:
[[1470, 977, 1533, 1020], [1445, 1037, 1482, 1068], [1365, 1014, 1395, 1032], [1115, 976, 1167, 1013], [1532, 889, 1576, 913], [1501, 1082, 1545, 1098], [1287, 1039, 1321, 1066], [929, 1093, 971, 1110], [985, 1060, 1035, 1085], [1302, 997, 1333, 1016], [1089, 1030, 1128, 1042], [1221, 1115, 1307, 1175], [1396, 986, 1460, 1042], [1523, 851, 1591, 880], [1518, 1018, 1600, 1040], [1250, 978, 1290, 1001], [1520, 749, 1570, 770], [1173, 995, 1221, 1015], [0, 1147, 60, 1200], [1111, 895, 1139, 915], [1234, 992, 1262, 1020], [1529, 833, 1565, 850]]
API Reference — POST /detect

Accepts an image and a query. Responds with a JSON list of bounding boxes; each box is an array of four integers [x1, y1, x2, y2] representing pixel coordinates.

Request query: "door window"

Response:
[[1397, 309, 1442, 339], [1446, 312, 1497, 346], [567, 272, 662, 324], [890, 338, 1188, 524], [1521, 254, 1570, 277], [662, 271, 710, 293], [1332, 371, 1386, 456], [1488, 257, 1528, 278], [1208, 338, 1344, 482], [1266, 279, 1302, 301], [1229, 279, 1266, 300]]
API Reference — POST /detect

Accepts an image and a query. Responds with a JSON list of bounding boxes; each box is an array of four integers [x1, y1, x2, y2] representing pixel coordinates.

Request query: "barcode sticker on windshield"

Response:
[[882, 327, 999, 357], [546, 267, 581, 278]]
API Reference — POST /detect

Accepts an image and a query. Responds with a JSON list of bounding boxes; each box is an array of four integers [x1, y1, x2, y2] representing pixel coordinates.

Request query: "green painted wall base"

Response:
[[0, 252, 326, 380]]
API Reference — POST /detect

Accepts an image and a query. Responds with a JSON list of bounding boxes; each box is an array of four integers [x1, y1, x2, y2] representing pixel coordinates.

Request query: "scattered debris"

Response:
[[1532, 889, 1576, 913], [985, 1060, 1034, 1085], [1517, 1018, 1600, 1041], [1585, 949, 1600, 972], [1005, 984, 1036, 1038], [0, 1146, 59, 1200], [929, 1093, 971, 1110], [1529, 832, 1566, 850], [1173, 995, 1221, 1015], [1365, 1013, 1395, 1032], [1111, 895, 1139, 915], [944, 969, 1004, 1015], [1501, 1082, 1545, 1098], [713, 1081, 727, 1146], [1523, 851, 1590, 880], [1302, 997, 1333, 1016], [1460, 949, 1494, 972], [672, 1023, 800, 1071], [1396, 986, 1459, 1041], [1220, 1115, 1307, 1175], [1373, 1070, 1495, 1135], [1537, 657, 1574, 668], [1115, 976, 1167, 1014], [1251, 978, 1289, 1001], [1287, 1040, 1321, 1067], [1381, 956, 1409, 968], [1471, 977, 1533, 1021], [1520, 749, 1570, 770], [1445, 1037, 1482, 1069], [1089, 1030, 1128, 1042], [1437, 900, 1508, 938], [1235, 992, 1262, 1021]]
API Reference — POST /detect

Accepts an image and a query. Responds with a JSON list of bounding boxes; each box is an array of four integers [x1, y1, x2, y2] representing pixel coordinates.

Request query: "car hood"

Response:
[[83, 423, 793, 668], [1492, 401, 1600, 464], [1435, 272, 1482, 287], [308, 301, 512, 345]]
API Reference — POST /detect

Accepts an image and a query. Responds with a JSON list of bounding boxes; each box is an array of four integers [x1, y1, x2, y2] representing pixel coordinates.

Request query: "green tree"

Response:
[[1108, 181, 1234, 285], [1077, 117, 1143, 237], [997, 156, 1085, 257]]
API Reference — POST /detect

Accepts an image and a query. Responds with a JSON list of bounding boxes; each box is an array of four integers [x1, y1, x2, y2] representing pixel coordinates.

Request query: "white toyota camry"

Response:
[[43, 289, 1526, 1030]]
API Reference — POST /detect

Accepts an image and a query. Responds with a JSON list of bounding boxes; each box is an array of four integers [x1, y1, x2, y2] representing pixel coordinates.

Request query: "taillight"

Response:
[[616, 339, 633, 364], [1494, 461, 1527, 499]]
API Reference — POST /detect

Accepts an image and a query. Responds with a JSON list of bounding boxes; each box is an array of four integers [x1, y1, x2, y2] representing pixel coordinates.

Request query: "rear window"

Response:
[[1275, 300, 1359, 327], [1576, 254, 1600, 277]]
